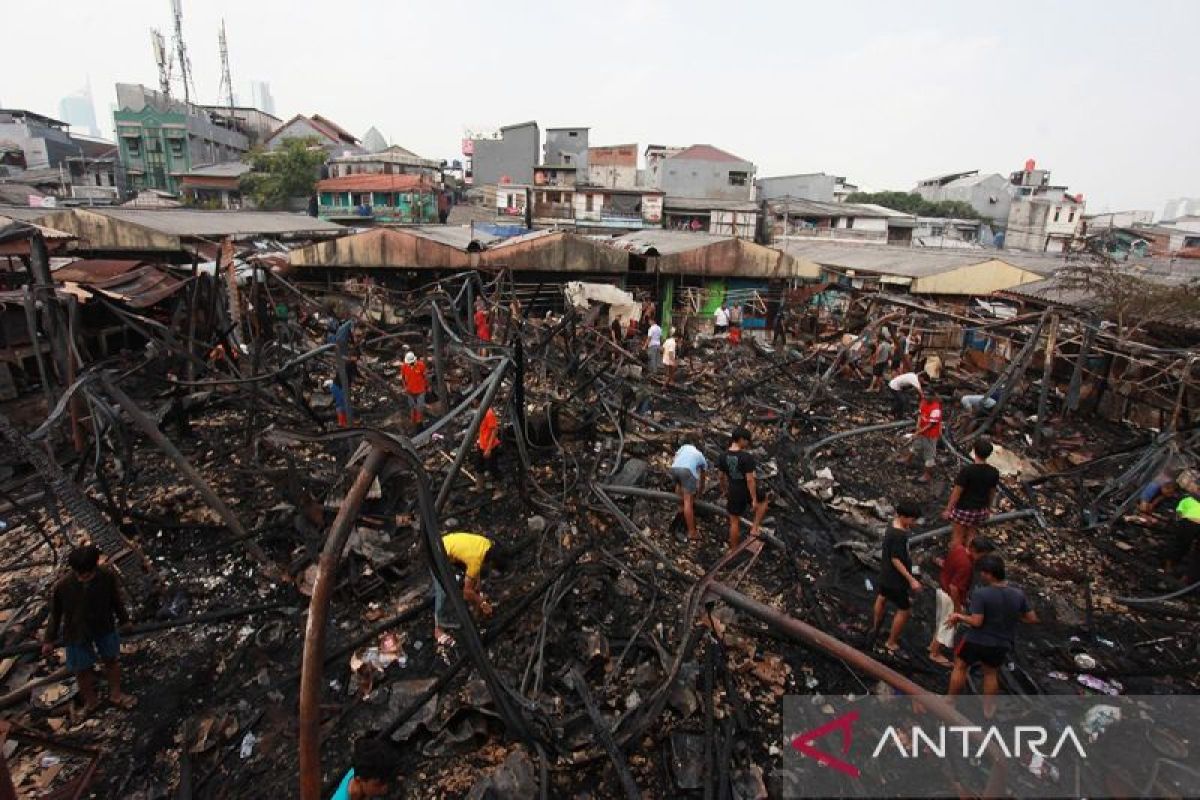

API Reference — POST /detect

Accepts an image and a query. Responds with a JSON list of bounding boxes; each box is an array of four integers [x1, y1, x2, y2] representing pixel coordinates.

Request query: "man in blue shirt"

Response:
[[670, 444, 708, 542], [331, 738, 397, 799]]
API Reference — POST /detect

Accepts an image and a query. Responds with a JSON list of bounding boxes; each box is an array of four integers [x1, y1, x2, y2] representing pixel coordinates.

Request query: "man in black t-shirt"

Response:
[[871, 500, 923, 655], [716, 427, 770, 552], [943, 436, 1001, 548], [947, 554, 1038, 715]]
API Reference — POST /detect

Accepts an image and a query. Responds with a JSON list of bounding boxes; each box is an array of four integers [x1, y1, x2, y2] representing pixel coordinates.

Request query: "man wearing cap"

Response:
[[400, 351, 430, 426], [716, 427, 770, 552]]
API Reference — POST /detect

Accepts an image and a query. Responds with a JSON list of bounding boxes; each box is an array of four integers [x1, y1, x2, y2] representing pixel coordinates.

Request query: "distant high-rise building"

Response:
[[58, 81, 100, 138], [248, 81, 275, 116]]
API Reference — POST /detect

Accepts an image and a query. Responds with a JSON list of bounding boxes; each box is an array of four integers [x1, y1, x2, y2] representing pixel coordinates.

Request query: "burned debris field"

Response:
[[0, 218, 1198, 799]]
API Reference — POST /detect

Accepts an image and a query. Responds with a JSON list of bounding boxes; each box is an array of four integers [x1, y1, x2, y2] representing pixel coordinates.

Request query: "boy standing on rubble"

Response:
[[867, 333, 894, 393], [717, 427, 770, 552], [713, 303, 729, 338], [947, 554, 1038, 714], [899, 391, 942, 484], [871, 500, 923, 655], [929, 536, 994, 666], [400, 351, 429, 426], [43, 545, 134, 717], [330, 737, 400, 799], [943, 436, 1001, 546], [662, 328, 679, 386], [644, 318, 663, 374]]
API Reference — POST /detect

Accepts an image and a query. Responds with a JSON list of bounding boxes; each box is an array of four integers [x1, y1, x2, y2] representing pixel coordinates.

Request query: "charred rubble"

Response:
[[0, 223, 1197, 799]]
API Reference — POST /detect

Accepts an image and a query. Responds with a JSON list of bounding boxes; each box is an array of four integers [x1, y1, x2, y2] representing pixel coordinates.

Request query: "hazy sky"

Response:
[[5, 0, 1196, 214]]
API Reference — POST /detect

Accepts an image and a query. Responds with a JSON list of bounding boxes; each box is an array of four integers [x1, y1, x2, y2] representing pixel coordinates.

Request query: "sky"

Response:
[[4, 0, 1197, 215]]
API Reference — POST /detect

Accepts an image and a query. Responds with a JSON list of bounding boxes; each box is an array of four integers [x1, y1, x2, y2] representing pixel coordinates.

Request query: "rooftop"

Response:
[[175, 162, 253, 178], [47, 207, 345, 238], [776, 240, 1070, 278], [315, 174, 436, 193], [0, 108, 68, 128], [664, 197, 759, 213], [766, 198, 889, 218], [668, 144, 749, 164]]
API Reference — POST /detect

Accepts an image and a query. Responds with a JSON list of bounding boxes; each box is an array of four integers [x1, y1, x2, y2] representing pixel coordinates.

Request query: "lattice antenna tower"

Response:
[[171, 0, 196, 104], [218, 19, 235, 112]]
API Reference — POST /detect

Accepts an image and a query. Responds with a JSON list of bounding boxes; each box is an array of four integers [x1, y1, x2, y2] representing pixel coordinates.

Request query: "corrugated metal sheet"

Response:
[[40, 208, 344, 238], [315, 174, 436, 193], [64, 264, 183, 308], [53, 259, 148, 281]]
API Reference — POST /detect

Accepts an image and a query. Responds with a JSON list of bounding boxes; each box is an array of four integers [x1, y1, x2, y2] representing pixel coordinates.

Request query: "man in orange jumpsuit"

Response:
[[476, 403, 501, 490]]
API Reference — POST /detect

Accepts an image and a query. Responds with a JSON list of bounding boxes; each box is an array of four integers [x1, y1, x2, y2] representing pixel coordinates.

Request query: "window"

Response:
[[125, 136, 141, 157], [1068, 211, 1075, 223], [563, 154, 572, 164], [568, 131, 578, 137], [1053, 207, 1062, 222], [728, 171, 748, 187], [586, 194, 595, 212], [846, 217, 854, 229], [169, 138, 184, 158]]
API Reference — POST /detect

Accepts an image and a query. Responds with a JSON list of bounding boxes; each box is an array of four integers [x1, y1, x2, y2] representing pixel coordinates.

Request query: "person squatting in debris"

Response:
[[929, 536, 995, 667], [670, 443, 708, 543], [1138, 476, 1179, 516], [43, 545, 135, 718], [946, 554, 1038, 716], [943, 436, 1001, 547], [324, 378, 349, 428], [887, 370, 923, 419], [662, 328, 679, 387], [713, 303, 729, 338], [432, 532, 500, 648], [475, 400, 502, 490], [330, 736, 400, 799], [899, 390, 942, 484], [644, 318, 663, 374], [717, 427, 769, 552], [866, 331, 894, 393], [400, 351, 429, 426], [1168, 495, 1200, 581], [771, 307, 788, 348], [871, 499, 923, 655]]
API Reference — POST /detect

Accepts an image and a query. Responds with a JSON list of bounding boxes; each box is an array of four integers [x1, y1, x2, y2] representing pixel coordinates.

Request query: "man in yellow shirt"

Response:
[[434, 532, 497, 647]]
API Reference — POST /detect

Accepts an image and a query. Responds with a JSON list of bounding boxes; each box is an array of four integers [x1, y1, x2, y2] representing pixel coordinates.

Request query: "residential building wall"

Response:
[[1162, 198, 1200, 222], [1086, 210, 1154, 229], [544, 128, 588, 171], [267, 117, 348, 154], [1005, 197, 1084, 252], [587, 144, 637, 189], [113, 84, 249, 194], [643, 145, 682, 188], [659, 156, 755, 200], [0, 110, 78, 170], [572, 189, 663, 228], [756, 173, 836, 202], [471, 122, 539, 187], [915, 172, 1014, 224]]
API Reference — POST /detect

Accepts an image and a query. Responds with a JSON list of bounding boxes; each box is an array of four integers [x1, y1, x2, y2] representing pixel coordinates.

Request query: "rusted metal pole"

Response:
[[1033, 312, 1060, 452], [706, 581, 1008, 797], [298, 447, 387, 800]]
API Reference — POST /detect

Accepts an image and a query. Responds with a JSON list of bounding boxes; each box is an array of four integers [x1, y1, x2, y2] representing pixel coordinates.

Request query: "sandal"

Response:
[[929, 654, 952, 668], [110, 694, 137, 710]]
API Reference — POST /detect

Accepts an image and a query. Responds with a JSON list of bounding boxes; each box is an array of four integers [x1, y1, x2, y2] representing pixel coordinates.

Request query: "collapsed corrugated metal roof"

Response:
[[52, 258, 184, 308]]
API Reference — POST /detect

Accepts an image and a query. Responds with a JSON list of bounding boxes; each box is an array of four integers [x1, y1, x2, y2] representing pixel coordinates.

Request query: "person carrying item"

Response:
[[644, 318, 663, 374], [432, 532, 499, 648], [323, 378, 349, 428], [43, 545, 135, 718], [670, 443, 708, 543], [1139, 478, 1179, 515], [943, 436, 1001, 547], [662, 328, 679, 386], [400, 351, 430, 426], [899, 391, 942, 484], [716, 427, 770, 552], [713, 304, 729, 338], [867, 333, 894, 393], [475, 402, 502, 490]]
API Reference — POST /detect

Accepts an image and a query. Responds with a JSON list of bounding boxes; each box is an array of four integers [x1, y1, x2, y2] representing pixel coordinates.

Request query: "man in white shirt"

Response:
[[662, 329, 679, 386], [887, 371, 924, 419], [713, 305, 729, 338], [644, 319, 663, 373]]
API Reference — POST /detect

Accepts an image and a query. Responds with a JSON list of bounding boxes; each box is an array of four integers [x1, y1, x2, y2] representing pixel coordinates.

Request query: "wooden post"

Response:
[[431, 310, 448, 408], [1170, 356, 1195, 431], [1033, 313, 1060, 451], [1065, 316, 1095, 415]]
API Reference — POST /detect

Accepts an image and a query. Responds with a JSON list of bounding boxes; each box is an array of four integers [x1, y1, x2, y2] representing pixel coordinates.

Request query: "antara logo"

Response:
[[871, 725, 1088, 760], [790, 710, 862, 778]]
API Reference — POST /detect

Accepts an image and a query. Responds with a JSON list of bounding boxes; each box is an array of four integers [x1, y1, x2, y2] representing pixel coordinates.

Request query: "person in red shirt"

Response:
[[400, 351, 429, 425], [476, 404, 501, 490], [928, 536, 994, 666], [899, 391, 942, 483], [474, 303, 491, 354]]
